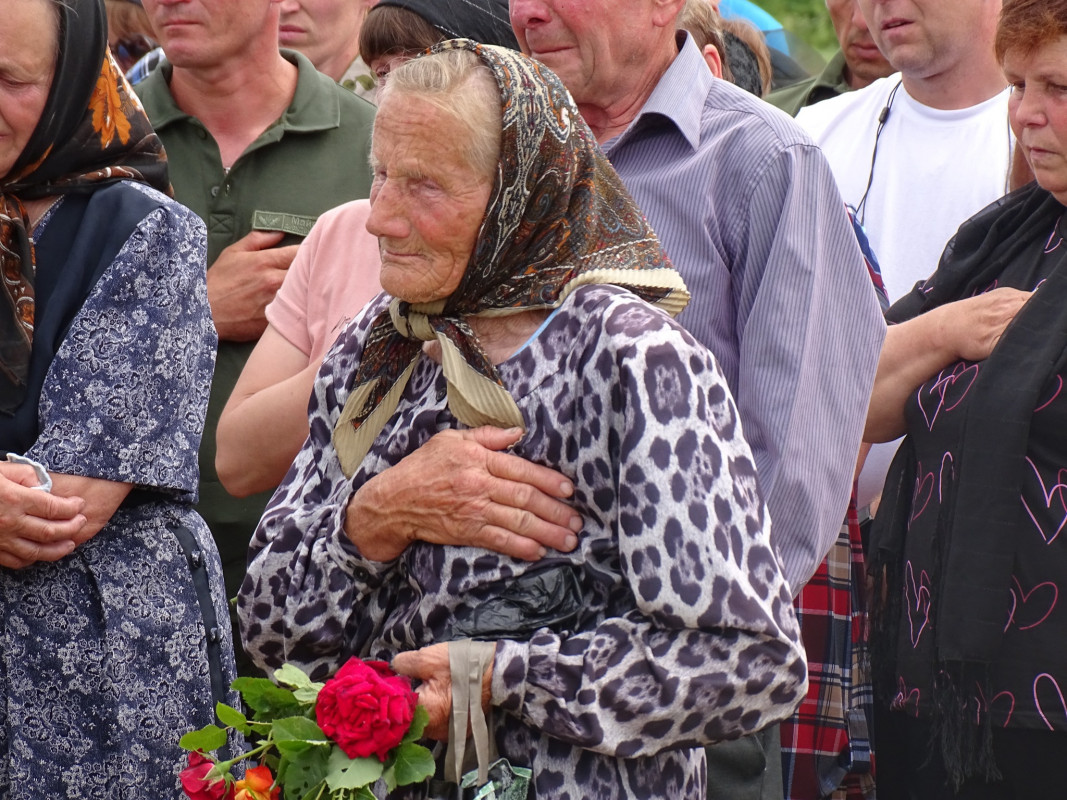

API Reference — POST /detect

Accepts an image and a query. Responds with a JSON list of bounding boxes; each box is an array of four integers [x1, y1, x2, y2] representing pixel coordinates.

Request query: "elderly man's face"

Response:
[[142, 0, 278, 70], [826, 0, 891, 86], [856, 0, 1000, 79], [0, 0, 56, 179], [509, 0, 662, 108], [366, 93, 493, 305]]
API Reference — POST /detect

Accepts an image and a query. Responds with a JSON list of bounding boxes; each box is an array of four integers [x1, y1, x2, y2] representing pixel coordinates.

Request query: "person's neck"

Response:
[[168, 48, 299, 169], [901, 57, 1007, 111], [313, 42, 363, 83], [580, 44, 677, 143], [422, 310, 549, 366]]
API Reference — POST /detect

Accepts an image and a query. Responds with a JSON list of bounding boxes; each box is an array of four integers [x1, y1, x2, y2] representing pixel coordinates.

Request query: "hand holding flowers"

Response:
[[180, 657, 436, 800]]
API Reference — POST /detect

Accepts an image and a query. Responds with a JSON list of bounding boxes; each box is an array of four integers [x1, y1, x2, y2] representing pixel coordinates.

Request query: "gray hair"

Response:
[[376, 47, 502, 181]]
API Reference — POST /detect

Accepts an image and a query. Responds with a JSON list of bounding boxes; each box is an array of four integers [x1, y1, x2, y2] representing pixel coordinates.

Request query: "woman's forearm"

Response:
[[865, 288, 1033, 442], [48, 473, 131, 542], [216, 326, 320, 497], [865, 310, 958, 442]]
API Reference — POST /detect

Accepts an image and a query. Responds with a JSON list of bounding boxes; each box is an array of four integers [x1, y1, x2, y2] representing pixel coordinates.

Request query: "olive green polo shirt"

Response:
[[766, 50, 851, 117], [137, 51, 375, 596]]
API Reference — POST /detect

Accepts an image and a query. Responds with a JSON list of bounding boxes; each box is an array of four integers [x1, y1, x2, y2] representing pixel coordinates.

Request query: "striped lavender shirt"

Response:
[[602, 35, 886, 594]]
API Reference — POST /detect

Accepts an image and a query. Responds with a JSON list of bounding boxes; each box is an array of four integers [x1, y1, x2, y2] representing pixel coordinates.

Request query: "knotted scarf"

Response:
[[333, 40, 689, 476], [0, 0, 168, 415]]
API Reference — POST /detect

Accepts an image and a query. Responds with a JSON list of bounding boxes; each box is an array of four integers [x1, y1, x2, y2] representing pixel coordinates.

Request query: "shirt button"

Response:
[[197, 129, 207, 140]]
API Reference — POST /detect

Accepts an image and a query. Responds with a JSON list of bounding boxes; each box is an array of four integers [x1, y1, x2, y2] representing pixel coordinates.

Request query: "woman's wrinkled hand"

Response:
[[0, 463, 86, 569], [344, 426, 583, 562], [392, 642, 494, 742], [937, 287, 1032, 363]]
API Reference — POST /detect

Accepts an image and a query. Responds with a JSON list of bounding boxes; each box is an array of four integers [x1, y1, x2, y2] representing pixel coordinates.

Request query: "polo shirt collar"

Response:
[[137, 49, 341, 134]]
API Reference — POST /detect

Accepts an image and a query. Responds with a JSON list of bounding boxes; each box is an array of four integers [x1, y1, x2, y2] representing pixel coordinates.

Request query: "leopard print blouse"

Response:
[[239, 285, 806, 799]]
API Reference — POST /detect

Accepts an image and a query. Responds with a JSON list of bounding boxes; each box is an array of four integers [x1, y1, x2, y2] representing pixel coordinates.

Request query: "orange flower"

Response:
[[232, 765, 279, 800]]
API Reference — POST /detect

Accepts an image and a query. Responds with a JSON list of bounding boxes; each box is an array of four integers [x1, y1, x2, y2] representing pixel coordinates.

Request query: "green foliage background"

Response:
[[757, 0, 837, 57]]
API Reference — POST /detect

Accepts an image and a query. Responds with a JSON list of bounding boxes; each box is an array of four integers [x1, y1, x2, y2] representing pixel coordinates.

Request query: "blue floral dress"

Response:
[[0, 182, 236, 798]]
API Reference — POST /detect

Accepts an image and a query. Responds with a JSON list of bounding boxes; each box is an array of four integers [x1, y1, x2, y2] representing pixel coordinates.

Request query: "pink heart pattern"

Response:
[[905, 561, 932, 648], [1004, 575, 1058, 631], [1034, 673, 1067, 731], [1021, 457, 1067, 546], [893, 677, 920, 717], [974, 681, 1015, 727], [917, 363, 979, 431]]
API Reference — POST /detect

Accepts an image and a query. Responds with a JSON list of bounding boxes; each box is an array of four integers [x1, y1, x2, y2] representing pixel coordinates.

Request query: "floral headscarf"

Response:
[[0, 0, 169, 414], [334, 39, 689, 475]]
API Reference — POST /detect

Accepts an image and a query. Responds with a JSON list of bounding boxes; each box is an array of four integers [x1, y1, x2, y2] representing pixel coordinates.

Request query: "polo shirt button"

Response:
[[197, 129, 207, 140]]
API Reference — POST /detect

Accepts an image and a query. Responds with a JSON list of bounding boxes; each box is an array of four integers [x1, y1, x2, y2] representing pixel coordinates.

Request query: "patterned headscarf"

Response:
[[333, 39, 689, 475], [0, 0, 169, 414]]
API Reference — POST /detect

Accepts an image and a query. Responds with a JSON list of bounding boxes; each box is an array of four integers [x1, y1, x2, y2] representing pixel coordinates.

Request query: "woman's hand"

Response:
[[934, 287, 1032, 363], [0, 463, 86, 569], [343, 426, 582, 562], [392, 642, 494, 742], [866, 287, 1032, 441]]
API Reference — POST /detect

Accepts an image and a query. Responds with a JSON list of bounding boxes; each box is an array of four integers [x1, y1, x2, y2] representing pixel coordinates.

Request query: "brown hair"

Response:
[[359, 5, 444, 66], [721, 18, 771, 96], [678, 0, 734, 84], [995, 0, 1067, 63], [104, 0, 155, 43]]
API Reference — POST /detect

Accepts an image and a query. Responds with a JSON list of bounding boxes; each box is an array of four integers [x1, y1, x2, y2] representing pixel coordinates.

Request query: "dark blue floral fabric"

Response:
[[0, 183, 236, 798]]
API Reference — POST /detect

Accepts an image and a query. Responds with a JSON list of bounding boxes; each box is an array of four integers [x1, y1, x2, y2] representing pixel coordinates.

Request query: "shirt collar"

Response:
[[605, 32, 711, 154], [138, 49, 341, 134]]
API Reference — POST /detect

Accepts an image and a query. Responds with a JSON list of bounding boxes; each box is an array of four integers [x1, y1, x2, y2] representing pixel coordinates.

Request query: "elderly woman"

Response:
[[239, 41, 805, 800], [0, 0, 234, 795], [214, 0, 519, 500], [866, 0, 1067, 795]]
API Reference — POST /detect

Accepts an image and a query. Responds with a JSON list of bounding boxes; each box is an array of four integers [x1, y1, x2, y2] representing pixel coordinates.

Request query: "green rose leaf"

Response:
[[178, 724, 228, 753], [272, 664, 325, 704], [325, 747, 384, 790], [281, 747, 330, 800], [233, 678, 301, 719], [402, 705, 429, 745], [293, 685, 322, 704], [215, 703, 250, 735], [354, 787, 378, 800], [389, 742, 436, 788], [272, 715, 330, 758]]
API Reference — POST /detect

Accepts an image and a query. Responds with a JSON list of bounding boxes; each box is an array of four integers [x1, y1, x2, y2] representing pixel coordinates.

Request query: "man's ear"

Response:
[[701, 43, 723, 79], [652, 0, 688, 29]]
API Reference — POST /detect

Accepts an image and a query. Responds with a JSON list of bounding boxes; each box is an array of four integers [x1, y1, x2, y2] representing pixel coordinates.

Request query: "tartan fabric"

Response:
[[781, 491, 876, 799]]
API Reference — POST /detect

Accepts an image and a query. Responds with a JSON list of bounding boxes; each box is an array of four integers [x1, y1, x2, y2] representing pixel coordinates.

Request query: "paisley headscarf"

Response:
[[334, 40, 689, 476], [0, 0, 169, 414]]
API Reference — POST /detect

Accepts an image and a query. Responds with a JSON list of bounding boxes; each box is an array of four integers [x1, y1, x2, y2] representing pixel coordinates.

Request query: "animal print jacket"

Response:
[[239, 286, 807, 799]]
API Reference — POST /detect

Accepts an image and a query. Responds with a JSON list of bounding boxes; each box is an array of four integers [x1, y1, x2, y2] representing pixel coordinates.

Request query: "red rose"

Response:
[[180, 751, 235, 800], [315, 657, 418, 761]]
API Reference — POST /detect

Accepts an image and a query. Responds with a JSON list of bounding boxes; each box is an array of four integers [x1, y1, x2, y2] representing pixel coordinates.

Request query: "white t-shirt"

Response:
[[797, 76, 1014, 507]]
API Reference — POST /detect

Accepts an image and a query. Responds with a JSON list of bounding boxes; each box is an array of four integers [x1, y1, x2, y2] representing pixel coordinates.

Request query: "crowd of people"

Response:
[[1, 0, 1065, 797]]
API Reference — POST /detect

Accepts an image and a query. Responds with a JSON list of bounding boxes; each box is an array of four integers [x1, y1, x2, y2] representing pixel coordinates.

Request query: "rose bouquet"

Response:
[[180, 658, 436, 800]]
